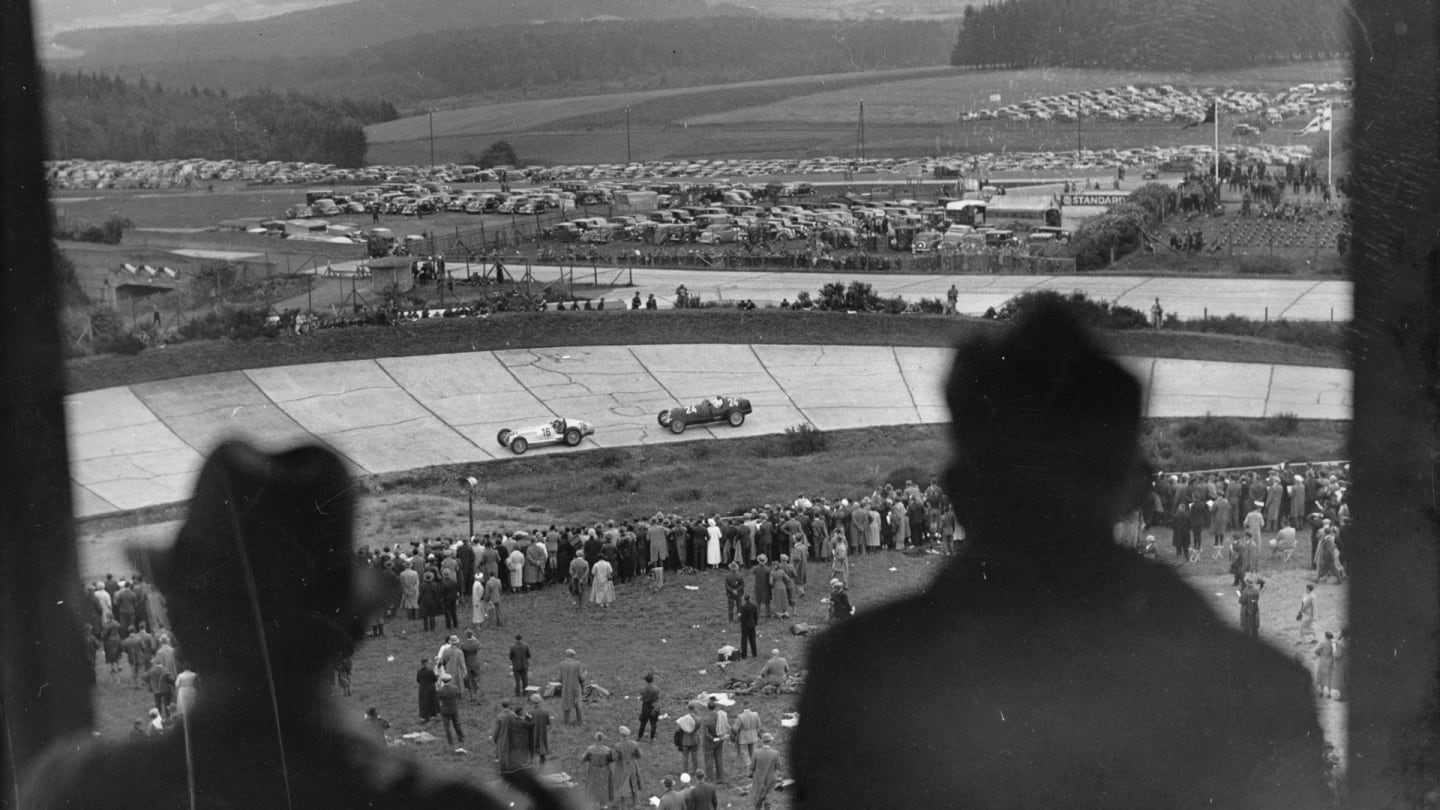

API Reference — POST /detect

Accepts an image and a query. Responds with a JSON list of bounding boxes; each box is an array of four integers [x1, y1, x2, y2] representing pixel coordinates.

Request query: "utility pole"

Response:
[[857, 100, 866, 162], [625, 106, 632, 165], [429, 110, 435, 170]]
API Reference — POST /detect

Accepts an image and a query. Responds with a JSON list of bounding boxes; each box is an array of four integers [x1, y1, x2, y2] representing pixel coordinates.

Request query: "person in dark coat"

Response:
[[738, 595, 759, 659], [419, 572, 443, 632], [500, 703, 535, 774], [417, 659, 440, 721], [752, 555, 772, 617], [791, 303, 1329, 809], [456, 539, 477, 602]]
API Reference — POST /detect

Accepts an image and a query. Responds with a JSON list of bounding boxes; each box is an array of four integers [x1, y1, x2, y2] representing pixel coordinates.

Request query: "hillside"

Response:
[[47, 17, 954, 104], [48, 0, 750, 64]]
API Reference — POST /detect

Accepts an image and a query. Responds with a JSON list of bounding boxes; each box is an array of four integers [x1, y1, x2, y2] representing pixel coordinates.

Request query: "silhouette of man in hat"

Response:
[[791, 302, 1329, 808], [23, 441, 561, 810]]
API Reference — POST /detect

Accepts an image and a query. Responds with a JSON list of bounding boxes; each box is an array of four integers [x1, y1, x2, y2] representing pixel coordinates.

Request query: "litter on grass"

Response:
[[684, 585, 700, 591], [781, 712, 799, 728], [401, 731, 438, 743]]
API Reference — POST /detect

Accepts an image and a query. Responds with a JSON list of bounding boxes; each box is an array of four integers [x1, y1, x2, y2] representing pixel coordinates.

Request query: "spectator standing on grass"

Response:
[[1314, 631, 1337, 699], [417, 658, 440, 722], [1209, 492, 1230, 551], [738, 595, 759, 659], [1297, 584, 1318, 644], [725, 562, 745, 622], [460, 630, 482, 701], [419, 572, 442, 632], [648, 519, 669, 589], [753, 555, 772, 617], [582, 732, 615, 809], [509, 634, 531, 697], [733, 704, 761, 773], [702, 696, 730, 782], [484, 569, 503, 627], [612, 727, 644, 809], [569, 555, 590, 609], [471, 573, 487, 626], [437, 674, 465, 747], [1238, 576, 1264, 637], [527, 693, 553, 765], [495, 701, 534, 774], [1265, 476, 1285, 530], [770, 560, 792, 619], [676, 702, 702, 775], [790, 302, 1329, 808], [507, 545, 525, 593], [750, 734, 781, 810], [638, 674, 660, 741], [591, 554, 615, 608], [828, 579, 853, 620], [1172, 500, 1191, 559], [399, 562, 420, 620], [559, 649, 586, 725], [525, 537, 548, 591]]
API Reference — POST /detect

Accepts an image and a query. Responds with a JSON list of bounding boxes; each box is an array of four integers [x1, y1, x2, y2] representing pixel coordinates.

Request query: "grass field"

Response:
[[366, 60, 1349, 165]]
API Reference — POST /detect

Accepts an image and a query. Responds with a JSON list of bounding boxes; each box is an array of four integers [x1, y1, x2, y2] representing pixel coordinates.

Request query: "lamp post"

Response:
[[462, 475, 478, 538]]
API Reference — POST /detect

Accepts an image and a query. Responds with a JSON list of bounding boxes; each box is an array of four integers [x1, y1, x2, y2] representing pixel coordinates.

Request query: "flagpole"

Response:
[[1327, 101, 1333, 188], [1213, 100, 1220, 184]]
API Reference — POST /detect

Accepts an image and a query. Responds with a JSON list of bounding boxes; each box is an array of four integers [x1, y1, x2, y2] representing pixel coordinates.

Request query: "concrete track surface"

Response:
[[68, 344, 1350, 518]]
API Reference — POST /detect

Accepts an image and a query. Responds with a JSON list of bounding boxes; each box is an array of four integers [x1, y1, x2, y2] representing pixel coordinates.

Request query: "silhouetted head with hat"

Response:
[[143, 440, 392, 684], [943, 300, 1147, 545]]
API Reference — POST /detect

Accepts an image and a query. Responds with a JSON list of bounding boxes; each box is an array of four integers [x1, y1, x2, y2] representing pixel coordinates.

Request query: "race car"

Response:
[[657, 395, 752, 434], [496, 417, 595, 454]]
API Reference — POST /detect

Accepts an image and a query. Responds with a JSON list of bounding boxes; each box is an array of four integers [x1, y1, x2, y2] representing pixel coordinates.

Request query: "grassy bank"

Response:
[[66, 309, 1346, 394]]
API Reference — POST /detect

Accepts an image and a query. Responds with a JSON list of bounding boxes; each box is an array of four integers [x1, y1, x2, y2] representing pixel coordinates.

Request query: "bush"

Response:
[[995, 289, 1151, 330], [781, 423, 828, 456], [882, 295, 908, 315], [813, 280, 883, 312], [1262, 412, 1301, 436], [916, 297, 946, 314], [1175, 415, 1259, 454], [88, 307, 146, 355], [178, 307, 279, 342], [53, 214, 133, 245]]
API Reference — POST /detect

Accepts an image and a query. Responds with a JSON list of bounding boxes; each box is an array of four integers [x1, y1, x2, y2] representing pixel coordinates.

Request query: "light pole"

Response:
[[462, 475, 478, 538]]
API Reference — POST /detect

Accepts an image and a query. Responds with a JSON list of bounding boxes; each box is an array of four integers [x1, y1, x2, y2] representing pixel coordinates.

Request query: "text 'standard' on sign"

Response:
[[1060, 193, 1131, 208]]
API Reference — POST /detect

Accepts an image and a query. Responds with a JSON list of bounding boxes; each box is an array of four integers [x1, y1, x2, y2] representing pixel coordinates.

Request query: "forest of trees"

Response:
[[950, 0, 1347, 70], [43, 72, 398, 166], [68, 18, 957, 104]]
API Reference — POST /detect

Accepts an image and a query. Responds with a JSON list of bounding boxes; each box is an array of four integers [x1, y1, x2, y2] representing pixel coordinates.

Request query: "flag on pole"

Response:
[[1182, 101, 1215, 129], [1295, 103, 1333, 135]]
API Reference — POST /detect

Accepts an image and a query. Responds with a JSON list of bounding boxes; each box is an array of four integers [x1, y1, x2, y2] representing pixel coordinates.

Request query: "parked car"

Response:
[[657, 395, 752, 434], [496, 417, 595, 454]]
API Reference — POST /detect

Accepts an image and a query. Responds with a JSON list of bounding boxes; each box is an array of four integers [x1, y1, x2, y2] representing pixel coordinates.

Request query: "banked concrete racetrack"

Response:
[[68, 344, 1352, 519]]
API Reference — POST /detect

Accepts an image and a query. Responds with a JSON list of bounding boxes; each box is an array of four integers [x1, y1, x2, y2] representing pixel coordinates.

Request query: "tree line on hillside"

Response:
[[75, 18, 956, 103], [44, 72, 399, 166], [951, 0, 1346, 70]]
